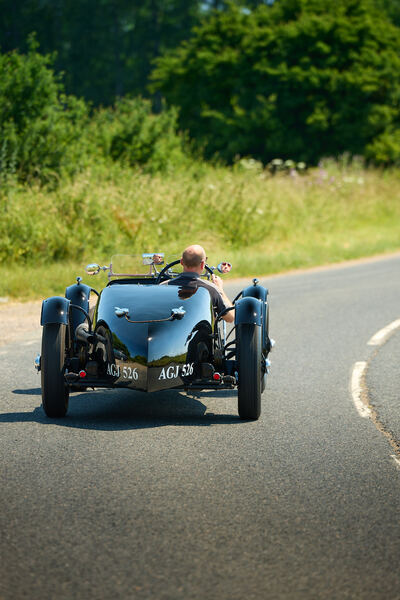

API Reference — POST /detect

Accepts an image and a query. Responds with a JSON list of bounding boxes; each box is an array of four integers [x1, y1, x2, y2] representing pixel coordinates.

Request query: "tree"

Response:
[[0, 0, 201, 106], [379, 0, 400, 27], [151, 0, 400, 164]]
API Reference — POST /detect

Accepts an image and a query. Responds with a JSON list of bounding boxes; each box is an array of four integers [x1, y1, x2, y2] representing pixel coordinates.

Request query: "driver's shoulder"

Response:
[[197, 279, 219, 291], [196, 279, 223, 298]]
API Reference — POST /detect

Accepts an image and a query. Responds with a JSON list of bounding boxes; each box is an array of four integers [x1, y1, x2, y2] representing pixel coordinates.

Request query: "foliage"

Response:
[[89, 97, 187, 173], [0, 42, 190, 185], [0, 1, 279, 106], [152, 0, 400, 165], [2, 1, 400, 168], [0, 37, 89, 185], [378, 0, 400, 26], [0, 0, 202, 106]]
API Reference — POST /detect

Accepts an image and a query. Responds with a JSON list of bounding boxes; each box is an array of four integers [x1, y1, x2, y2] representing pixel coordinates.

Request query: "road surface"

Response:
[[1, 254, 399, 599]]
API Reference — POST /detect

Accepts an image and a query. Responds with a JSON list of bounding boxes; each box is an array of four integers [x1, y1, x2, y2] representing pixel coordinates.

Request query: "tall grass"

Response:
[[1, 160, 400, 299]]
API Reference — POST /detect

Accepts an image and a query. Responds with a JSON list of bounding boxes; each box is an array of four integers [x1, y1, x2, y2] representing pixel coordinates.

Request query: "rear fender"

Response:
[[242, 284, 269, 303], [234, 297, 262, 326], [41, 297, 70, 326], [242, 284, 269, 354], [66, 282, 92, 334]]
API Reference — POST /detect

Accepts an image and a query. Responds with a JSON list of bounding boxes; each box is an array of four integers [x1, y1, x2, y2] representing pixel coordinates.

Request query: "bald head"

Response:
[[181, 244, 206, 271]]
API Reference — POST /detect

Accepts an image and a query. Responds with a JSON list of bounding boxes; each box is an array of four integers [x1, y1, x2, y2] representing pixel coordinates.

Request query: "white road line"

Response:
[[350, 361, 372, 419], [367, 318, 400, 346], [390, 455, 400, 469]]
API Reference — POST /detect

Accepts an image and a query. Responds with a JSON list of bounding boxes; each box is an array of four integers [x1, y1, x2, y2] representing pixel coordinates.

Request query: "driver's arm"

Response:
[[212, 275, 235, 323]]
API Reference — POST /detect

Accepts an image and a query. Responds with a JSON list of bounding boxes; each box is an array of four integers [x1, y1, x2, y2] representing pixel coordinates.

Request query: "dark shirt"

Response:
[[165, 272, 227, 315]]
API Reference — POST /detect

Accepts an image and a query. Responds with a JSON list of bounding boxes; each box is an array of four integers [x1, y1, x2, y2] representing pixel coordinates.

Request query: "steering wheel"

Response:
[[156, 259, 214, 284]]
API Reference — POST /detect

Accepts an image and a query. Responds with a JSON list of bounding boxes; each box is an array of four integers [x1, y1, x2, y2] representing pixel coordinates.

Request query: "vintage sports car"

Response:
[[36, 254, 273, 420]]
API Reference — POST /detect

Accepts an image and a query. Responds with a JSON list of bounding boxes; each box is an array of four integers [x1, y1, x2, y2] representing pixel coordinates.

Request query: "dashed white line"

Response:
[[367, 318, 400, 346], [350, 361, 372, 419]]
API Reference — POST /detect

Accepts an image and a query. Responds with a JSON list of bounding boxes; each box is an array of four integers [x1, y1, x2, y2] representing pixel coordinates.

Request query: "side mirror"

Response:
[[86, 263, 100, 276], [142, 252, 165, 266], [217, 262, 232, 274]]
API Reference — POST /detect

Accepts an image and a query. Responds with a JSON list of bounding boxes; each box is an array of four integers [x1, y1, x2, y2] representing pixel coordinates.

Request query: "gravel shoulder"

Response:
[[0, 301, 42, 346]]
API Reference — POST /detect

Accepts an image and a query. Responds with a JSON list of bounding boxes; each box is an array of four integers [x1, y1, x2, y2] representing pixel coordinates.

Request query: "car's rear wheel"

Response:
[[237, 323, 262, 420], [41, 323, 69, 418]]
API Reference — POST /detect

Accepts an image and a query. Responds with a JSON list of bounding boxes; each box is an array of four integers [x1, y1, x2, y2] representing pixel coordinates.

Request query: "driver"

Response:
[[162, 244, 234, 323]]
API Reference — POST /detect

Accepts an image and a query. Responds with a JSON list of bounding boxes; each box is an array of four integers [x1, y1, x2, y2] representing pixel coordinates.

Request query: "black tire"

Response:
[[41, 323, 69, 418], [237, 323, 262, 420], [261, 304, 269, 393], [261, 371, 267, 394]]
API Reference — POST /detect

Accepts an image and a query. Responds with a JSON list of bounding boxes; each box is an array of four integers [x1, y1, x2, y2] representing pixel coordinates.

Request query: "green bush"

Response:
[[89, 97, 188, 173], [0, 40, 190, 184], [0, 37, 89, 185]]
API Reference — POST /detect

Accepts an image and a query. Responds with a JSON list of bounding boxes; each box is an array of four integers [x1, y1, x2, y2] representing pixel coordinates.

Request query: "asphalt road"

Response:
[[1, 255, 400, 600]]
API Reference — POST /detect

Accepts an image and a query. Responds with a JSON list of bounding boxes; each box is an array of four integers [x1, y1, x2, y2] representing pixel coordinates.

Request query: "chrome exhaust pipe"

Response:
[[75, 324, 107, 345]]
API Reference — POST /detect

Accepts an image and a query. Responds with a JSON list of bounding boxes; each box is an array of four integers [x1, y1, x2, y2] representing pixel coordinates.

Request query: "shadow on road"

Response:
[[4, 387, 241, 430]]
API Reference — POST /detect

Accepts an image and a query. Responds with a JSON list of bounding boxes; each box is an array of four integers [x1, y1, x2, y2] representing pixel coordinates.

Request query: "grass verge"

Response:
[[1, 160, 399, 300]]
